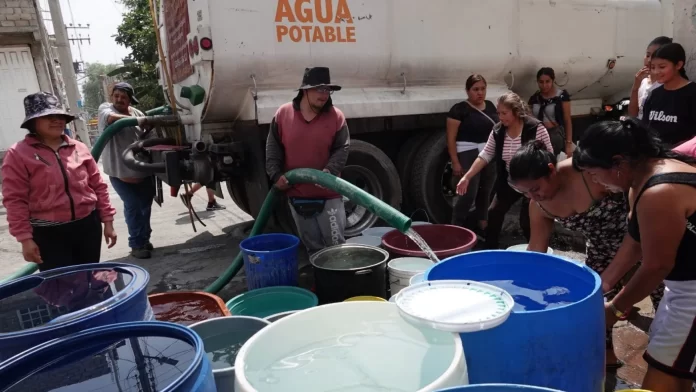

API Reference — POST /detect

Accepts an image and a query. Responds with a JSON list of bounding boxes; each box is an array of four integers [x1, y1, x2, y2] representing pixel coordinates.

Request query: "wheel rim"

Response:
[[441, 161, 456, 208], [341, 165, 383, 237]]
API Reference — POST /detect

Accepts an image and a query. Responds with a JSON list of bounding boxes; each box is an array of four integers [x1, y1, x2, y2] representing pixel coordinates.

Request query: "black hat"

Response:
[[112, 82, 140, 105], [20, 92, 76, 129], [298, 67, 342, 91]]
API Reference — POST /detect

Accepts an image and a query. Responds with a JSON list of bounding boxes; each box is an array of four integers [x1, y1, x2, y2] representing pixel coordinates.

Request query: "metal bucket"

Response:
[[310, 244, 389, 304]]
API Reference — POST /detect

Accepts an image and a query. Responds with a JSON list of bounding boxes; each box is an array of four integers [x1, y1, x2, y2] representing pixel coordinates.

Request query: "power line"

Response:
[[64, 0, 83, 63]]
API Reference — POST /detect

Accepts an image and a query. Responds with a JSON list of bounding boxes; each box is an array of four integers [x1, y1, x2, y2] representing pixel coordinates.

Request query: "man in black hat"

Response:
[[265, 67, 350, 253], [98, 82, 155, 259]]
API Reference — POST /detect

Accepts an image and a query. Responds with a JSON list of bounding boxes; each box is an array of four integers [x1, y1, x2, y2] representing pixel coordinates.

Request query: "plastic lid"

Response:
[[388, 257, 433, 273], [395, 280, 514, 333], [346, 235, 383, 247]]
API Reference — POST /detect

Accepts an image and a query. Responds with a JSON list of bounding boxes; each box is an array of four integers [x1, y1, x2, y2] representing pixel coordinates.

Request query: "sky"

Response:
[[38, 0, 130, 67]]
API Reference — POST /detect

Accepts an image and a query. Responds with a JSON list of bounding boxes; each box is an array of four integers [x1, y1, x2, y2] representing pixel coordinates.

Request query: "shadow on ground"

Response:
[[107, 220, 312, 302]]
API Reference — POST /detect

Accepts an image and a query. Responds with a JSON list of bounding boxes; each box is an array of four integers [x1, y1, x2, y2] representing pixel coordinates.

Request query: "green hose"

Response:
[[91, 118, 140, 163], [146, 106, 170, 116], [204, 168, 411, 294]]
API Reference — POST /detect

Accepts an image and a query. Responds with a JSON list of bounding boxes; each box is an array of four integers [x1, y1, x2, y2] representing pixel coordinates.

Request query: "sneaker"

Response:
[[180, 193, 193, 208], [144, 242, 154, 251], [130, 247, 151, 259], [206, 201, 226, 211]]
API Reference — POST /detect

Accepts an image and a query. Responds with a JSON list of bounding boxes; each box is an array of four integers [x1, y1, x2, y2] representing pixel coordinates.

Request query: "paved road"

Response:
[[0, 166, 652, 390]]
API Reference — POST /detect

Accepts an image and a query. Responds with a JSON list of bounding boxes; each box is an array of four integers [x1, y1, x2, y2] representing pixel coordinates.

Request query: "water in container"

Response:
[[4, 335, 196, 391], [245, 319, 455, 391], [205, 331, 259, 370], [480, 280, 573, 311]]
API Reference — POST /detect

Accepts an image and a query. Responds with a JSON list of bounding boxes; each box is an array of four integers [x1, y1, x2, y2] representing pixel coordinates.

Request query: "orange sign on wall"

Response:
[[275, 0, 356, 43]]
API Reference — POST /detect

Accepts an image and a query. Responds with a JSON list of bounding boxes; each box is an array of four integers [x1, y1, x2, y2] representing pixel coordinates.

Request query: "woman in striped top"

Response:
[[456, 92, 553, 248]]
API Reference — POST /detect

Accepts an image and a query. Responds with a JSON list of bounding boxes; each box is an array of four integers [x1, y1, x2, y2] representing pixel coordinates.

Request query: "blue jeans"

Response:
[[110, 177, 155, 249]]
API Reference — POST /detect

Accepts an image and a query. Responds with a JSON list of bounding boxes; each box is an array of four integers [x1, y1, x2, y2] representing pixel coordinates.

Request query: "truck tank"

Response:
[[152, 0, 673, 235], [160, 0, 670, 130]]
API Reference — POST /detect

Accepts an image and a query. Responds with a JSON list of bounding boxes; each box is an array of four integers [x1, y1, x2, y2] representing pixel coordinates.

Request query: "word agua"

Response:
[[648, 110, 678, 123], [275, 0, 357, 43]]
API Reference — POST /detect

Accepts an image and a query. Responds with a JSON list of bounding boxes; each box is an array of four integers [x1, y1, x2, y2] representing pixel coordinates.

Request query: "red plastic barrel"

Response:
[[381, 224, 477, 258]]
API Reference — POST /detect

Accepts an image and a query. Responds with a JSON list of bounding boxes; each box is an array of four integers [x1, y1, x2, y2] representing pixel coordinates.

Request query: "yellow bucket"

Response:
[[344, 296, 387, 302], [619, 390, 652, 392]]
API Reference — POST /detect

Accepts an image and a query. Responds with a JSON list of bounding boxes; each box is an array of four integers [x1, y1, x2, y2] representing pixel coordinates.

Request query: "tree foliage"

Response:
[[82, 63, 120, 118], [114, 0, 165, 111]]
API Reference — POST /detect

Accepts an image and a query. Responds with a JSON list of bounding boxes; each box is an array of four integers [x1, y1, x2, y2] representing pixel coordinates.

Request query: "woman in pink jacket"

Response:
[[2, 92, 117, 271]]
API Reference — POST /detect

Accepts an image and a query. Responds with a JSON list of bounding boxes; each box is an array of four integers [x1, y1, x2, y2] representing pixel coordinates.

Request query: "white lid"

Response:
[[346, 235, 383, 247], [388, 257, 433, 273], [395, 280, 514, 333], [361, 226, 395, 238]]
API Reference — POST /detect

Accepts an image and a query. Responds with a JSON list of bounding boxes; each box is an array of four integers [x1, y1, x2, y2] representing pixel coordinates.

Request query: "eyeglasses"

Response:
[[314, 87, 334, 94]]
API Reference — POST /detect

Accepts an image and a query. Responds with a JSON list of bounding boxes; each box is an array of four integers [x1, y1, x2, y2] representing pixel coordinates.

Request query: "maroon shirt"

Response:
[[266, 99, 350, 199]]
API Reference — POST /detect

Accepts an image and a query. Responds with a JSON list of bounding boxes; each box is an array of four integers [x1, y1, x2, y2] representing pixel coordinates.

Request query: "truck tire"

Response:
[[342, 140, 402, 237], [409, 130, 455, 224], [226, 178, 251, 214], [396, 132, 432, 215]]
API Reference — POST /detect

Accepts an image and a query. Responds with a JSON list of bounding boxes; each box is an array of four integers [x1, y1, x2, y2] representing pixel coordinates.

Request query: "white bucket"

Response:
[[361, 226, 395, 238], [234, 302, 468, 391], [506, 244, 554, 254], [410, 272, 426, 286], [346, 235, 383, 247], [388, 257, 434, 295]]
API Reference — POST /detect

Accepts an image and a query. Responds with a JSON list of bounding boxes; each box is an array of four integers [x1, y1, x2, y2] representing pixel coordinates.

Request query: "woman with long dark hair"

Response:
[[573, 117, 696, 391], [509, 140, 663, 369], [529, 67, 573, 157], [446, 74, 498, 230], [641, 42, 696, 147], [456, 92, 553, 248]]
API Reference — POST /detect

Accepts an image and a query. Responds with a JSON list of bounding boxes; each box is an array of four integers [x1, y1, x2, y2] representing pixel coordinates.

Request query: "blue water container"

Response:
[[0, 263, 152, 362], [240, 234, 300, 290], [0, 321, 216, 392], [438, 385, 562, 391], [426, 251, 604, 392]]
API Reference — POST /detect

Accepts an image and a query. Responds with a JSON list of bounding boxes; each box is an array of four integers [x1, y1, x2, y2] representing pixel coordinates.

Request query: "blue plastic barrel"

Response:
[[438, 384, 562, 391], [0, 263, 152, 362], [425, 251, 604, 392], [240, 234, 300, 290], [0, 321, 216, 392]]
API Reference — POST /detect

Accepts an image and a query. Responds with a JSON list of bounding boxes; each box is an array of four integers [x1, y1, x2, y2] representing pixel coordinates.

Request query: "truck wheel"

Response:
[[342, 140, 402, 237], [409, 131, 456, 224], [396, 132, 432, 215], [226, 178, 251, 214]]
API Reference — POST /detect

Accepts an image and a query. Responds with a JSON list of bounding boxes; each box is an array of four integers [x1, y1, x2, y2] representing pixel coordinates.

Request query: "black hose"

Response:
[[122, 137, 176, 174]]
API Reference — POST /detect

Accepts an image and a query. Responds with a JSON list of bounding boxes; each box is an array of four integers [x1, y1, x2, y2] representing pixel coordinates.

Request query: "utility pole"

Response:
[[47, 0, 90, 147]]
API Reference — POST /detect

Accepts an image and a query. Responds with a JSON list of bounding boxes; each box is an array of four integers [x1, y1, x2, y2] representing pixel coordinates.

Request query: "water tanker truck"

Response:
[[141, 0, 689, 235]]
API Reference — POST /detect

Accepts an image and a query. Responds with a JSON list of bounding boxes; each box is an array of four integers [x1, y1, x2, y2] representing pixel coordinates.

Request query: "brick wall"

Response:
[[0, 0, 38, 29]]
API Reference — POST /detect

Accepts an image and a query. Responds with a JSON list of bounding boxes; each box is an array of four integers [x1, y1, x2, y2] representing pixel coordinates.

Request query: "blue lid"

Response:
[[0, 322, 205, 392], [0, 263, 149, 337]]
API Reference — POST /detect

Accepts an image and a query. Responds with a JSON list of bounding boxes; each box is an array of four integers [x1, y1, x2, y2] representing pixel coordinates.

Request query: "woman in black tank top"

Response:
[[574, 117, 696, 391]]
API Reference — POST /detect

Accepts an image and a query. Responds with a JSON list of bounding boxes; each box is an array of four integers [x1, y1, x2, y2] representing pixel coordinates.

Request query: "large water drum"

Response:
[[0, 321, 216, 391], [235, 302, 468, 391], [425, 251, 604, 392], [0, 263, 152, 361]]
